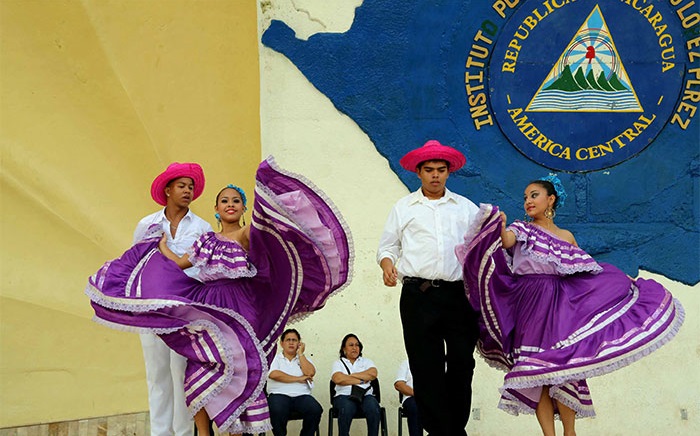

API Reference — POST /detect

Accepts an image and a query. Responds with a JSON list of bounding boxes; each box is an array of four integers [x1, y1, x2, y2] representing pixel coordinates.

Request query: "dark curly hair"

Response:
[[339, 333, 363, 358]]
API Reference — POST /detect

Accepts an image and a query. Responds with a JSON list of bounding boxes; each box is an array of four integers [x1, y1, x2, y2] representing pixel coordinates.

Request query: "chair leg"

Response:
[[398, 407, 403, 436], [380, 408, 388, 436], [328, 410, 334, 436]]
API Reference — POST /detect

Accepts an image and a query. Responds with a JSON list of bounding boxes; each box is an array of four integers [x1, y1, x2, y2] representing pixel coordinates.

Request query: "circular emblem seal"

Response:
[[488, 0, 686, 172]]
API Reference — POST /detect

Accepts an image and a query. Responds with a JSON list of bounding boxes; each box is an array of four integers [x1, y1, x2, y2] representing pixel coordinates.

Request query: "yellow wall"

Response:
[[0, 0, 260, 426]]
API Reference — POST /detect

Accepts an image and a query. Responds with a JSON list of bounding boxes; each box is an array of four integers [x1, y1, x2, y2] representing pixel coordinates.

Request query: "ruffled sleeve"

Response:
[[187, 232, 257, 282], [507, 221, 602, 275]]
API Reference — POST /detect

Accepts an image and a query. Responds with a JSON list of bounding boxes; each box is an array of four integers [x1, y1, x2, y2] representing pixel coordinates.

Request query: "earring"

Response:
[[214, 213, 221, 221], [241, 215, 246, 226], [544, 207, 556, 220]]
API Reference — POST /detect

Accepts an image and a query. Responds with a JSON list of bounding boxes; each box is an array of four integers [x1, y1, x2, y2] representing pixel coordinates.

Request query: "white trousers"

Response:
[[140, 333, 193, 436]]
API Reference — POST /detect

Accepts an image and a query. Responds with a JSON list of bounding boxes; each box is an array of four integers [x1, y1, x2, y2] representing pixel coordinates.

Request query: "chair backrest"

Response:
[[329, 378, 382, 403], [370, 378, 382, 403]]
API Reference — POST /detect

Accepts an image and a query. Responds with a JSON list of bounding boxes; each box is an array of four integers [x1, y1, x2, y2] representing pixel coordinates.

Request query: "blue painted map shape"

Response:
[[263, 0, 700, 284]]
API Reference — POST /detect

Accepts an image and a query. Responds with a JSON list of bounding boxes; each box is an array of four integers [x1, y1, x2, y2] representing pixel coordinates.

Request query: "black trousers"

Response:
[[400, 279, 479, 436]]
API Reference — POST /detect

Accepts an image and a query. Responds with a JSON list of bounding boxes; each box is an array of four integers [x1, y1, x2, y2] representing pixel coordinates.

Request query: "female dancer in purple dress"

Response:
[[457, 175, 684, 436], [86, 157, 353, 435]]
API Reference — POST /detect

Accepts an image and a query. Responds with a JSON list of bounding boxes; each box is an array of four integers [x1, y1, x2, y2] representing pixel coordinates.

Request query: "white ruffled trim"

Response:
[[91, 316, 184, 335], [500, 297, 684, 390], [226, 418, 273, 435], [498, 386, 597, 419], [509, 221, 603, 275], [193, 261, 257, 282], [550, 386, 596, 419], [476, 340, 512, 373], [85, 283, 186, 312], [187, 233, 258, 281], [259, 155, 355, 320]]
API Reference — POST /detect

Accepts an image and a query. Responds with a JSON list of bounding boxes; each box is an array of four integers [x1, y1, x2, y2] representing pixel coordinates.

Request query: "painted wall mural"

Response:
[[263, 0, 700, 284]]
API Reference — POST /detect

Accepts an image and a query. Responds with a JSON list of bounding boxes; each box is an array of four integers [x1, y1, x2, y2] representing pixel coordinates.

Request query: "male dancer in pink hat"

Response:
[[135, 162, 212, 436], [377, 140, 480, 436]]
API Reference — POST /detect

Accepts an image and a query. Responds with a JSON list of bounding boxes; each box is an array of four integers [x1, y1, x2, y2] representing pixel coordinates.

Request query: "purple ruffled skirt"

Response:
[[460, 204, 684, 418]]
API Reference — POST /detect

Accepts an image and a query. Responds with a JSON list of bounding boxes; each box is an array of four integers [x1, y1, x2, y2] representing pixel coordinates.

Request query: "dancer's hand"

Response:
[[158, 234, 168, 252], [380, 258, 398, 286], [500, 211, 517, 249]]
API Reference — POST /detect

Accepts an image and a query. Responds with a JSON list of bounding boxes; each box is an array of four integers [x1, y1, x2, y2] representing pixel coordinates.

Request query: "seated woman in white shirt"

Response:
[[268, 329, 323, 436], [330, 333, 380, 436]]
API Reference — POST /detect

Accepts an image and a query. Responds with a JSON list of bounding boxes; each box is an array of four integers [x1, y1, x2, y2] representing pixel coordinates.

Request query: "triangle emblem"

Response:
[[527, 5, 643, 113]]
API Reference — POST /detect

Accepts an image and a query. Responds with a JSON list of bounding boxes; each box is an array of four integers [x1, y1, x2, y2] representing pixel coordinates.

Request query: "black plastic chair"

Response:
[[398, 392, 409, 436], [327, 378, 388, 436]]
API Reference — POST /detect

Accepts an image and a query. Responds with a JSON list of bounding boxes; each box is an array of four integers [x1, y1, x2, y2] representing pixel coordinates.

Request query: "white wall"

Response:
[[258, 2, 699, 435]]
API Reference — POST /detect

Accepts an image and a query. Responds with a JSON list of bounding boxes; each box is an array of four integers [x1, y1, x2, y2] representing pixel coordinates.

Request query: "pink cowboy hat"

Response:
[[399, 139, 466, 172], [150, 162, 205, 206]]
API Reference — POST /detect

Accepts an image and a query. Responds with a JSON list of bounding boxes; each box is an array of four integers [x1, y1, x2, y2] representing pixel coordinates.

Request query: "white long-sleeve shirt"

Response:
[[377, 188, 479, 282]]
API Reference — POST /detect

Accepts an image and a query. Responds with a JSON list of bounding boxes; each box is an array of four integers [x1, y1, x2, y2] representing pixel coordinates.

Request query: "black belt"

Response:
[[402, 277, 462, 292]]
